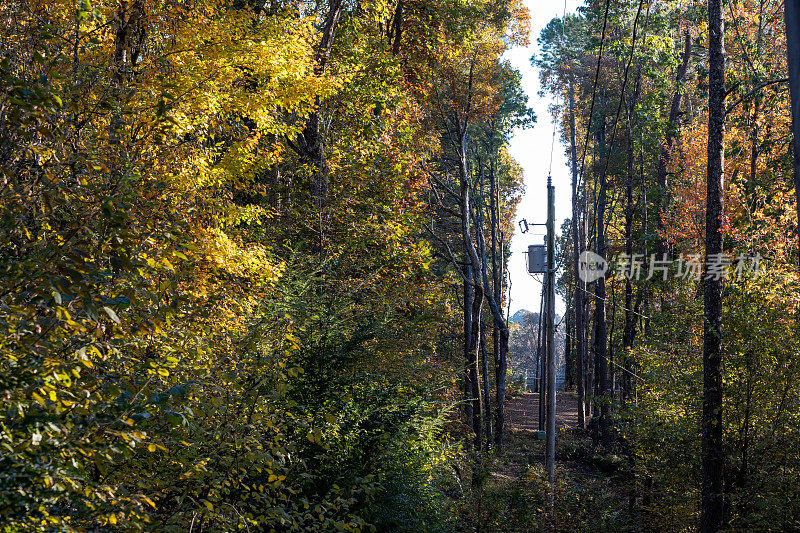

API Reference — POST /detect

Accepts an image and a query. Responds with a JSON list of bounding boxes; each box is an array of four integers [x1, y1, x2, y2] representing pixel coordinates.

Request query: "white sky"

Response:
[[504, 0, 583, 316]]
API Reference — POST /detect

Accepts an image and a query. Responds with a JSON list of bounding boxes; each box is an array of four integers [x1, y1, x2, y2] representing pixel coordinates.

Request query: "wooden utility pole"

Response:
[[785, 0, 800, 266], [545, 175, 557, 482]]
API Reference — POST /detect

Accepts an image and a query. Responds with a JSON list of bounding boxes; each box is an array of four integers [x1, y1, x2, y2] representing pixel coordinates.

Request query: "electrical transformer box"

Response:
[[527, 244, 547, 273]]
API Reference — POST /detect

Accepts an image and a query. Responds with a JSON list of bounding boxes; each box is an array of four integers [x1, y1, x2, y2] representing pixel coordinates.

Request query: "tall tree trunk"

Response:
[[639, 139, 650, 351], [298, 0, 343, 210], [110, 0, 145, 144], [569, 78, 588, 429], [623, 93, 639, 403], [535, 289, 545, 394], [462, 265, 475, 435], [784, 0, 800, 266], [457, 125, 485, 449], [656, 31, 692, 257], [735, 374, 752, 516], [480, 319, 492, 448], [488, 153, 507, 448], [608, 280, 617, 401], [593, 116, 610, 447], [388, 0, 403, 55], [583, 287, 592, 419], [538, 283, 547, 430], [469, 267, 483, 449], [701, 0, 725, 529], [564, 299, 574, 390]]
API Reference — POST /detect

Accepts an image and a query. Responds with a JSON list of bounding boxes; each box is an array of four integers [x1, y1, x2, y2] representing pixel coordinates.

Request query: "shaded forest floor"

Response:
[[460, 392, 641, 532], [490, 392, 580, 483]]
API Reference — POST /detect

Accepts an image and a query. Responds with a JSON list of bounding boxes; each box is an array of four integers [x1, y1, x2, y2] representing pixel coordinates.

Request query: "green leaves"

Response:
[[0, 0, 512, 527]]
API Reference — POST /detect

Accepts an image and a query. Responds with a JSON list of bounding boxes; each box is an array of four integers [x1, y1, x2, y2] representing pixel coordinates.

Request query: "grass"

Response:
[[455, 425, 642, 532]]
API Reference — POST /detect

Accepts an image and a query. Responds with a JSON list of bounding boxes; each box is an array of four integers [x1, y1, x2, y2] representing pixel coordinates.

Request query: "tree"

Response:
[[701, 0, 726, 530]]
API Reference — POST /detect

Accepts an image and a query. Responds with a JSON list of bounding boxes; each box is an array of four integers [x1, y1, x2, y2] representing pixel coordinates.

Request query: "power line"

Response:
[[562, 330, 648, 382], [573, 1, 612, 366], [570, 0, 651, 377], [576, 0, 613, 197], [577, 284, 650, 320], [597, 0, 649, 189], [546, 0, 569, 179]]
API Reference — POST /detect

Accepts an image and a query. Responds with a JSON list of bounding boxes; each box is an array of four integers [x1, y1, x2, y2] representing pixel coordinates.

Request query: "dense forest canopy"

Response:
[[2, 0, 800, 531], [0, 0, 531, 529]]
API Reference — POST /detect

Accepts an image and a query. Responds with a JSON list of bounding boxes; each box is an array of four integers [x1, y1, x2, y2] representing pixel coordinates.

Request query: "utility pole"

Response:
[[545, 174, 556, 482], [785, 0, 800, 266]]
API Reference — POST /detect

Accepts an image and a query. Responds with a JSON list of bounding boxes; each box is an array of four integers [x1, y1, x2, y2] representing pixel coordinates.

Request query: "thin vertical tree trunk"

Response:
[[535, 288, 545, 395], [389, 0, 403, 55], [593, 116, 610, 447], [639, 141, 650, 350], [469, 266, 483, 449], [656, 31, 691, 257], [608, 280, 617, 402], [564, 298, 574, 390], [489, 154, 507, 448], [783, 0, 800, 266], [569, 78, 587, 428], [475, 162, 494, 449], [735, 375, 752, 513], [297, 0, 343, 210], [480, 320, 492, 448], [538, 282, 547, 430], [623, 92, 639, 403], [463, 265, 475, 435], [702, 0, 725, 529], [583, 288, 592, 419], [110, 0, 145, 144], [784, 0, 800, 265], [456, 122, 485, 449]]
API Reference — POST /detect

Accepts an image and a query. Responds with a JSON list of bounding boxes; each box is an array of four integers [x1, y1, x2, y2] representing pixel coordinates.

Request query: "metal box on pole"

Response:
[[527, 245, 547, 273]]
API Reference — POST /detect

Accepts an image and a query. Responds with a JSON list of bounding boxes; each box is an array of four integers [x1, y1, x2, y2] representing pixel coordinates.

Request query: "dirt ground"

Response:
[[490, 391, 582, 484], [504, 391, 580, 432]]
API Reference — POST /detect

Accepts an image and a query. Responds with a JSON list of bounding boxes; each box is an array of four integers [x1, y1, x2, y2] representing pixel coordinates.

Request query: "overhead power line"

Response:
[[576, 0, 613, 191], [598, 0, 649, 187]]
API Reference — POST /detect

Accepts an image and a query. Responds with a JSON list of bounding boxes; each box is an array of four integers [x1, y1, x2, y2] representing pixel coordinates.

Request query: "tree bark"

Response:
[[608, 280, 617, 401], [489, 154, 507, 448], [462, 265, 475, 435], [593, 116, 610, 447], [298, 0, 343, 210], [455, 124, 485, 449], [464, 119, 511, 450], [469, 266, 483, 448], [623, 87, 640, 403], [110, 0, 146, 144], [564, 299, 574, 390], [539, 279, 547, 431], [569, 78, 587, 429], [656, 31, 691, 257], [389, 0, 403, 55], [701, 0, 725, 530], [784, 0, 800, 266], [535, 289, 545, 395], [480, 319, 492, 448]]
